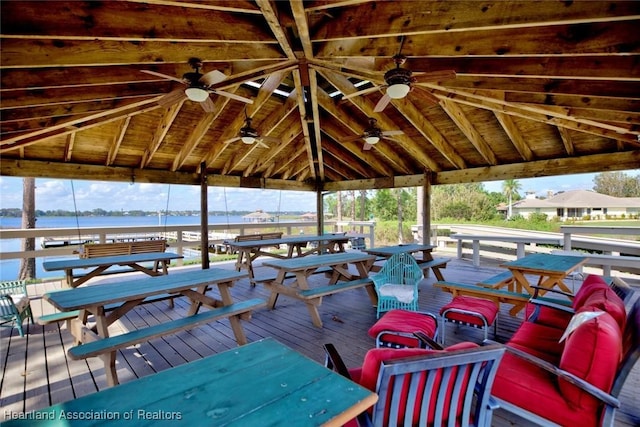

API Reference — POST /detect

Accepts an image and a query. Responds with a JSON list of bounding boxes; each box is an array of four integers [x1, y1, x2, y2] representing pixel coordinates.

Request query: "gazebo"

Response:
[[1, 1, 638, 247], [242, 210, 273, 223]]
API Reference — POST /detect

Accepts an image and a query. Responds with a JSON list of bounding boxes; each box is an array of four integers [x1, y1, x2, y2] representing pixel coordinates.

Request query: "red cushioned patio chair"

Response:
[[324, 342, 505, 427], [492, 297, 640, 427]]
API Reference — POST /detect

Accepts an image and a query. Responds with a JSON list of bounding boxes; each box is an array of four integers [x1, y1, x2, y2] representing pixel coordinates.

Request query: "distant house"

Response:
[[242, 209, 273, 223], [511, 190, 640, 220]]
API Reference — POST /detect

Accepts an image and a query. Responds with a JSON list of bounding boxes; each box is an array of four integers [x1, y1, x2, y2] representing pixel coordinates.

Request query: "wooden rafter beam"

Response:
[[141, 100, 183, 168]]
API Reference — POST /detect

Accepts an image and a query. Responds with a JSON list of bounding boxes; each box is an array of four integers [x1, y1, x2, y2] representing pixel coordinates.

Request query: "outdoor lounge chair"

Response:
[[324, 342, 506, 427], [372, 252, 424, 318], [0, 280, 33, 337]]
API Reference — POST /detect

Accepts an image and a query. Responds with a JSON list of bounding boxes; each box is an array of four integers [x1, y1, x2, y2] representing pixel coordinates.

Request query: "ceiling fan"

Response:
[[341, 54, 455, 112], [224, 114, 280, 148], [340, 118, 404, 150], [141, 58, 253, 112]]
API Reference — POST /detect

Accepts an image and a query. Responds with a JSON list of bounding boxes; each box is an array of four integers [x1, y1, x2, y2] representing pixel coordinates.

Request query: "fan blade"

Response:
[[340, 134, 366, 143], [341, 85, 381, 101], [257, 141, 270, 149], [260, 136, 281, 144], [141, 70, 185, 84], [157, 88, 186, 107], [362, 142, 374, 151], [413, 70, 456, 83], [411, 87, 440, 105], [211, 89, 253, 104], [382, 136, 403, 143], [200, 96, 216, 113], [381, 130, 404, 136], [199, 69, 227, 86], [373, 93, 391, 112], [224, 136, 241, 144]]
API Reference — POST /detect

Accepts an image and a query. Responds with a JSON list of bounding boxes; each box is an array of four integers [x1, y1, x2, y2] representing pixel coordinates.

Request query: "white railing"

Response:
[[438, 224, 639, 276], [0, 220, 376, 262]]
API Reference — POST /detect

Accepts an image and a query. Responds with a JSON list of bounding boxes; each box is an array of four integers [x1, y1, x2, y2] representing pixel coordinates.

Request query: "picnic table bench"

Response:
[[261, 252, 377, 327], [226, 233, 350, 286], [44, 268, 264, 386]]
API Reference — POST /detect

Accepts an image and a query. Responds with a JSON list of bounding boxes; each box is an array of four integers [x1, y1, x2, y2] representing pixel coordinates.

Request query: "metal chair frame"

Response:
[[0, 280, 33, 337]]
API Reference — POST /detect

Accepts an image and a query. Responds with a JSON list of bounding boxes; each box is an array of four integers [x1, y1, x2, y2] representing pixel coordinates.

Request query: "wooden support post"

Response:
[[200, 162, 210, 270], [422, 171, 432, 245]]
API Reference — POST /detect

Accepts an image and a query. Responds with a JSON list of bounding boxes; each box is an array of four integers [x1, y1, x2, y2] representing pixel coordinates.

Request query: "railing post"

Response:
[[176, 229, 184, 266], [472, 239, 480, 267], [563, 231, 572, 251], [368, 222, 375, 248]]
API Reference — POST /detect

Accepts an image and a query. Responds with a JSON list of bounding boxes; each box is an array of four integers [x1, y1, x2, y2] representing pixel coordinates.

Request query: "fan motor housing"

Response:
[[183, 72, 204, 85], [384, 67, 412, 86]]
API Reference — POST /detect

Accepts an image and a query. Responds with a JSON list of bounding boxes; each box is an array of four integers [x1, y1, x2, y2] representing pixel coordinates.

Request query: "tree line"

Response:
[[323, 171, 640, 223]]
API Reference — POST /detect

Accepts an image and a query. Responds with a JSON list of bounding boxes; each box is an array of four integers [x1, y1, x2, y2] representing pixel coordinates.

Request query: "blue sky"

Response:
[[0, 170, 637, 212]]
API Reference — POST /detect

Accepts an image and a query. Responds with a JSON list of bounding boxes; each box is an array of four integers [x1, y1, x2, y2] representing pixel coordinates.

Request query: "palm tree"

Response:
[[502, 179, 522, 219]]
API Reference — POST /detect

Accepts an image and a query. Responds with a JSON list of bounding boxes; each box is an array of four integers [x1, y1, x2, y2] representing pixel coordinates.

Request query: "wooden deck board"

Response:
[[1, 255, 638, 426]]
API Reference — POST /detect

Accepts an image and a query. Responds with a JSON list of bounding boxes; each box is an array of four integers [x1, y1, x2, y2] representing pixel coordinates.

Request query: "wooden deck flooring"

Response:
[[1, 255, 639, 426]]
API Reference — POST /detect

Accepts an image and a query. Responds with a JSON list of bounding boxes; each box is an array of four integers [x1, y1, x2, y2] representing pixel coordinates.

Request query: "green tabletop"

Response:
[[502, 253, 587, 274], [44, 269, 247, 311], [261, 251, 375, 271], [3, 338, 376, 426], [42, 252, 183, 271], [227, 234, 349, 249], [364, 243, 435, 257]]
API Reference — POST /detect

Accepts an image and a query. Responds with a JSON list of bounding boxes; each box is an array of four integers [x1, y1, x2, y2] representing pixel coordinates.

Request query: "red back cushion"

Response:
[[581, 287, 627, 331], [573, 275, 609, 309], [558, 311, 622, 410]]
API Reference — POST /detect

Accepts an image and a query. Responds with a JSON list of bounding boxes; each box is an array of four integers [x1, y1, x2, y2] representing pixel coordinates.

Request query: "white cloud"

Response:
[[2, 170, 637, 212], [0, 177, 318, 212]]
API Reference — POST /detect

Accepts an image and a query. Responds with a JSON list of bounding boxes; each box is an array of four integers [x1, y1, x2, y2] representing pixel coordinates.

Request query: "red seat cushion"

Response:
[[493, 352, 601, 427], [440, 295, 499, 327], [368, 309, 437, 348]]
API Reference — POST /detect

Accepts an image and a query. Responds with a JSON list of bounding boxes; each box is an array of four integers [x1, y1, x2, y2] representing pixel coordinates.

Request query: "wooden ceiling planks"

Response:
[[0, 1, 638, 191]]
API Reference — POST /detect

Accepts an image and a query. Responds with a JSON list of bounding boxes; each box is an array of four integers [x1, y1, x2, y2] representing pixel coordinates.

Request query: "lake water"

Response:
[[0, 215, 248, 281]]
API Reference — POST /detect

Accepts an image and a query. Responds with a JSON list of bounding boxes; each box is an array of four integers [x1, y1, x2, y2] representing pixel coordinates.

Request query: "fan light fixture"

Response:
[[241, 136, 256, 144], [386, 83, 411, 99], [185, 87, 209, 102], [364, 135, 380, 144]]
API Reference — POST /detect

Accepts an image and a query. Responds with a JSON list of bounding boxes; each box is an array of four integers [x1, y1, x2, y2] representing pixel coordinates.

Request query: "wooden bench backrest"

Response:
[[234, 232, 283, 242], [260, 232, 283, 240], [82, 240, 167, 258], [130, 239, 166, 254]]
